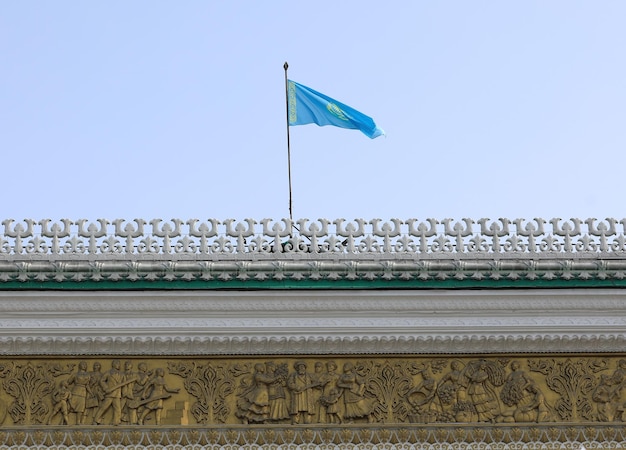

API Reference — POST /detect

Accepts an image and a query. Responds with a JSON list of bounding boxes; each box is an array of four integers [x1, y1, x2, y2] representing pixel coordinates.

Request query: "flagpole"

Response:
[[284, 62, 293, 226]]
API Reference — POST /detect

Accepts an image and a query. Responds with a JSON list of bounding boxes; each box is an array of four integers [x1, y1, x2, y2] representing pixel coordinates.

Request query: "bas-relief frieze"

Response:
[[0, 360, 625, 449], [1, 356, 626, 428]]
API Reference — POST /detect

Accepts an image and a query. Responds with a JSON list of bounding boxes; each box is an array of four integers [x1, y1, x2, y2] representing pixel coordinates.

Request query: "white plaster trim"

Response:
[[0, 289, 624, 355]]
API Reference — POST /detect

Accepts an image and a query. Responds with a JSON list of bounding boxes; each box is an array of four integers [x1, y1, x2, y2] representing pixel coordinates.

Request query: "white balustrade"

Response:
[[0, 218, 625, 258]]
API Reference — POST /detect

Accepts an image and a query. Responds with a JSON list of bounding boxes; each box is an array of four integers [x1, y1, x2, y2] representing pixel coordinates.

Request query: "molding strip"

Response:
[[1, 289, 625, 355]]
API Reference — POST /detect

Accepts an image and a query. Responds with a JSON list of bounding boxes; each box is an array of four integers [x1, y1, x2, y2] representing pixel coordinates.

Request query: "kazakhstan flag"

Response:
[[288, 80, 384, 139]]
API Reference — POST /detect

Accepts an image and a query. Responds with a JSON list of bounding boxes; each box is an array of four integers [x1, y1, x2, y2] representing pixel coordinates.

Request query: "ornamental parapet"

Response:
[[2, 217, 626, 257], [1, 218, 626, 288]]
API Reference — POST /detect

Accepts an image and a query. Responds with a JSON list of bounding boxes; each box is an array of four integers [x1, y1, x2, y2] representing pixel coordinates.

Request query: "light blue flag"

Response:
[[287, 80, 384, 139]]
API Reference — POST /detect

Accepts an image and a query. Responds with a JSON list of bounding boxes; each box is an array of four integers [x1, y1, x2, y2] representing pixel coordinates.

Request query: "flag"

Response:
[[287, 80, 384, 139]]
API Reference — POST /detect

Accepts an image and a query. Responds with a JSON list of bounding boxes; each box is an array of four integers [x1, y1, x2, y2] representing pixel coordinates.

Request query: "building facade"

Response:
[[0, 217, 625, 449]]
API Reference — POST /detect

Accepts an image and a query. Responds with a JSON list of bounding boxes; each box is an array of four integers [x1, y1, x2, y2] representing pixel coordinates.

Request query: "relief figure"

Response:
[[287, 361, 316, 424], [121, 361, 138, 424], [318, 361, 341, 424], [66, 361, 91, 425], [462, 359, 505, 423], [592, 374, 620, 422], [607, 359, 626, 421], [137, 368, 180, 425], [131, 363, 151, 425], [266, 362, 290, 423], [236, 363, 272, 424], [310, 362, 325, 422], [499, 361, 537, 423], [513, 383, 552, 423], [337, 362, 375, 423], [48, 381, 71, 425], [320, 387, 342, 424], [436, 361, 465, 421], [406, 368, 438, 422], [94, 359, 125, 425], [86, 362, 104, 420]]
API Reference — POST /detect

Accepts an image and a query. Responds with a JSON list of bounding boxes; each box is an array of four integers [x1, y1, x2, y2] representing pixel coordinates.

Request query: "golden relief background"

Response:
[[0, 355, 624, 428]]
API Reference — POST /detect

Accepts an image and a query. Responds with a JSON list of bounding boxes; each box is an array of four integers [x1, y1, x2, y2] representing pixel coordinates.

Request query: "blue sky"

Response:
[[2, 2, 625, 223]]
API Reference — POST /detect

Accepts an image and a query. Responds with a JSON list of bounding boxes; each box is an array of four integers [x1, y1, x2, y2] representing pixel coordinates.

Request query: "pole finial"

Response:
[[284, 61, 288, 71]]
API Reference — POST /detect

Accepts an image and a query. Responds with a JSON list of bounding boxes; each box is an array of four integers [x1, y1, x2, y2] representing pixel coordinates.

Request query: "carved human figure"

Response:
[[266, 362, 290, 422], [593, 374, 619, 422], [464, 360, 503, 423], [86, 362, 104, 420], [500, 362, 534, 408], [514, 383, 551, 423], [320, 387, 342, 424], [287, 361, 315, 424], [138, 368, 180, 425], [236, 363, 272, 424], [337, 362, 375, 423], [94, 359, 124, 425], [131, 362, 151, 424], [437, 361, 464, 416], [66, 361, 91, 424], [611, 359, 626, 386], [121, 360, 139, 424], [48, 381, 71, 425], [407, 369, 438, 416], [310, 362, 325, 422], [609, 359, 626, 419], [318, 361, 341, 424]]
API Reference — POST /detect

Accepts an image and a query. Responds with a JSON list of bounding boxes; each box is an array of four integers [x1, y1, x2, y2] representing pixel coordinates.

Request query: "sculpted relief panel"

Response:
[[0, 356, 625, 428]]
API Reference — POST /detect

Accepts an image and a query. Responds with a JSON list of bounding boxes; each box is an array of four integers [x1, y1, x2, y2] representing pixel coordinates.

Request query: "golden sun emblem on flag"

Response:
[[326, 103, 349, 121]]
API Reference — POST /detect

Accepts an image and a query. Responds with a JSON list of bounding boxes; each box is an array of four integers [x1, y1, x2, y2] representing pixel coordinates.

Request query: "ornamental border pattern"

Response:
[[0, 425, 617, 449], [2, 335, 625, 357]]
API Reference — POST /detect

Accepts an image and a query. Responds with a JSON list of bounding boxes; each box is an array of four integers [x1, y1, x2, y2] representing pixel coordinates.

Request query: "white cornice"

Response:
[[1, 288, 625, 355]]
